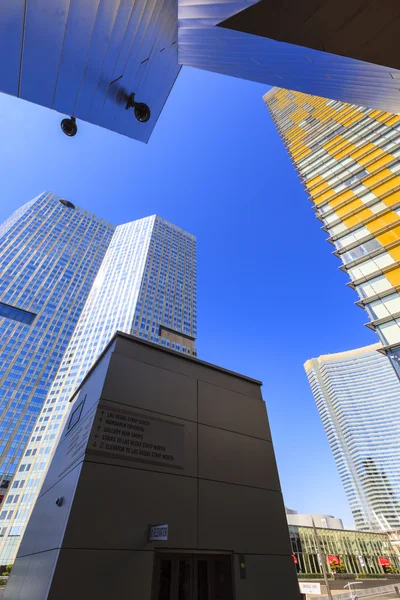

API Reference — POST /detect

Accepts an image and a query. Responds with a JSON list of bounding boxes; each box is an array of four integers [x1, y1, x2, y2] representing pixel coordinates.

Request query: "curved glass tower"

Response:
[[305, 344, 400, 531], [265, 88, 400, 378]]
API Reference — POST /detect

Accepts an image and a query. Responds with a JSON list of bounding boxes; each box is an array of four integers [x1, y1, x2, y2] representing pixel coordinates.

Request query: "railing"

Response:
[[319, 582, 400, 600]]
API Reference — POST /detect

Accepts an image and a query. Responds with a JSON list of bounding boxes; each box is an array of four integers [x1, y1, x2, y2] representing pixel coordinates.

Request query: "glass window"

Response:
[[348, 253, 395, 280], [356, 275, 392, 299], [378, 320, 400, 345], [341, 239, 381, 263], [387, 347, 400, 378], [335, 226, 369, 250], [366, 294, 400, 320], [0, 302, 36, 326], [328, 223, 347, 236]]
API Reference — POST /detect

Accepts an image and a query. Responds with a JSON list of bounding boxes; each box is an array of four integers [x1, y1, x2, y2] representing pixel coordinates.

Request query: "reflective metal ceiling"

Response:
[[178, 0, 400, 114], [0, 0, 180, 143], [218, 0, 400, 72], [1, 0, 400, 143]]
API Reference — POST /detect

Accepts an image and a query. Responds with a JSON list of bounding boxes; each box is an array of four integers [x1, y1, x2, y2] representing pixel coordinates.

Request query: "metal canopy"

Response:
[[0, 0, 180, 143], [178, 0, 400, 114], [1, 0, 400, 143]]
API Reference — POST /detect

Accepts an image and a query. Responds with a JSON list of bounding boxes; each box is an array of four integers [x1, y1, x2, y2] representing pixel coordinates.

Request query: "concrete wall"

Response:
[[4, 333, 300, 600]]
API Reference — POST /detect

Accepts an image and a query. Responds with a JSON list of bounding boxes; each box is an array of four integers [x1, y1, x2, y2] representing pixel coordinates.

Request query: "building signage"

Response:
[[358, 555, 365, 567], [87, 400, 185, 469], [378, 557, 390, 566], [299, 582, 321, 595], [58, 405, 98, 478], [149, 524, 168, 541]]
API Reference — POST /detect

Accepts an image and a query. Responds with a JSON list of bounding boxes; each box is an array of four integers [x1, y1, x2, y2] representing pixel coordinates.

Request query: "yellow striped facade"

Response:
[[265, 88, 400, 375]]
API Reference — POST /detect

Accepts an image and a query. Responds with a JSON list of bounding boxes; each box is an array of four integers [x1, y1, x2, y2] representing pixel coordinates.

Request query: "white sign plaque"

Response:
[[58, 405, 97, 478], [149, 524, 168, 541], [87, 400, 184, 469], [299, 582, 321, 595]]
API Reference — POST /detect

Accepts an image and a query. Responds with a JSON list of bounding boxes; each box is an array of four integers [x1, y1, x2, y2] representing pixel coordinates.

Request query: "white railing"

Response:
[[318, 582, 400, 600]]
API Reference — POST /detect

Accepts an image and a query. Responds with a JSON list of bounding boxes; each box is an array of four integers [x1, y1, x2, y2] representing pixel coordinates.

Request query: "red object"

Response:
[[379, 558, 390, 567], [292, 554, 298, 564], [327, 555, 340, 565]]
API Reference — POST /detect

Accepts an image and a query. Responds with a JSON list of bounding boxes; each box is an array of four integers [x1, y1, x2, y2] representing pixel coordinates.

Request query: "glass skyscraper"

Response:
[[0, 214, 197, 565], [305, 344, 400, 531], [0, 192, 114, 498], [265, 88, 400, 378]]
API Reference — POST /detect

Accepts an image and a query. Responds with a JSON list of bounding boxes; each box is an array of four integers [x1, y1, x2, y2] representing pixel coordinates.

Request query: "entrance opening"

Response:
[[152, 554, 234, 600]]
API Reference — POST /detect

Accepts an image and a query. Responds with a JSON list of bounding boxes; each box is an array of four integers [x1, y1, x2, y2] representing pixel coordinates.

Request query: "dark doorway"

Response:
[[152, 554, 234, 600]]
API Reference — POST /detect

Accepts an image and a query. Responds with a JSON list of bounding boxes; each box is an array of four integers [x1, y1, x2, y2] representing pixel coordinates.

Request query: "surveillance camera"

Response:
[[61, 116, 77, 137], [126, 93, 151, 123], [134, 102, 151, 123]]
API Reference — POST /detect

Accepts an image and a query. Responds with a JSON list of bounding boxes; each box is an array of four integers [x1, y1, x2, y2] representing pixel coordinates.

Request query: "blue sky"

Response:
[[0, 66, 377, 526]]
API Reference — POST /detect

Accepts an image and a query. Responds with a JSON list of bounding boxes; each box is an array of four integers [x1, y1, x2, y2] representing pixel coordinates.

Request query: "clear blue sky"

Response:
[[0, 66, 377, 527]]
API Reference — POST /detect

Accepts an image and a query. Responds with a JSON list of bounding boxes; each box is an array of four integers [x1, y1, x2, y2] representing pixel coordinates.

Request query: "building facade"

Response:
[[286, 510, 344, 530], [387, 530, 400, 561], [0, 215, 197, 565], [4, 332, 299, 600], [0, 191, 114, 498], [265, 88, 400, 378], [305, 345, 400, 532], [290, 524, 399, 576]]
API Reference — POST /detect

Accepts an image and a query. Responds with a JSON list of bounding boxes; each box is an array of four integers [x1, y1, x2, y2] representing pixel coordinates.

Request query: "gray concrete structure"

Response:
[[3, 332, 300, 600], [286, 510, 344, 530]]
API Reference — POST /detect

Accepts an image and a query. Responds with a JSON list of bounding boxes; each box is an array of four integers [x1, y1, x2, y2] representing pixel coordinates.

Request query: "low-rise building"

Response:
[[290, 524, 399, 575]]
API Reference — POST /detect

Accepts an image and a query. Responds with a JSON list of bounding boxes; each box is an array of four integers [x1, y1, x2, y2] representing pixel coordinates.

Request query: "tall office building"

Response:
[[0, 215, 197, 565], [265, 88, 400, 377], [0, 192, 114, 497], [305, 344, 400, 532]]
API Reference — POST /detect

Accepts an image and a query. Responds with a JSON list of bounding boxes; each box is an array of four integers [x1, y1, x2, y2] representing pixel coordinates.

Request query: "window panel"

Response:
[[355, 275, 392, 299], [377, 320, 400, 345], [0, 303, 36, 326], [341, 239, 382, 264], [366, 294, 400, 320]]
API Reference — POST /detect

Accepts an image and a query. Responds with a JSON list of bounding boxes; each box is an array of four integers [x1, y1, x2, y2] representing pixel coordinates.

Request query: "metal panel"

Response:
[[218, 0, 400, 72], [0, 1, 25, 95], [98, 0, 162, 134], [111, 0, 180, 139], [53, 0, 102, 116], [82, 0, 180, 143], [21, 0, 71, 107], [74, 0, 121, 120], [177, 0, 400, 114], [0, 0, 179, 142], [88, 0, 137, 124]]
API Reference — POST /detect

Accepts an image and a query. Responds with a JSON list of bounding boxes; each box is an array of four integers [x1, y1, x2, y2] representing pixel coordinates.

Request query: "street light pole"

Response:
[[312, 517, 333, 600]]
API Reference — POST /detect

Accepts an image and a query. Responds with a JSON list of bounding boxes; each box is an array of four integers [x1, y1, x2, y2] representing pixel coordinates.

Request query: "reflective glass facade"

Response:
[[290, 525, 399, 575], [0, 215, 197, 565], [265, 87, 400, 374], [305, 345, 400, 531], [0, 191, 114, 498]]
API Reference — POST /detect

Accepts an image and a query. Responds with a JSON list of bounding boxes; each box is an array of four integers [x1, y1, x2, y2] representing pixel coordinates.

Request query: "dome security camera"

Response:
[[61, 116, 77, 137], [125, 93, 151, 123]]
